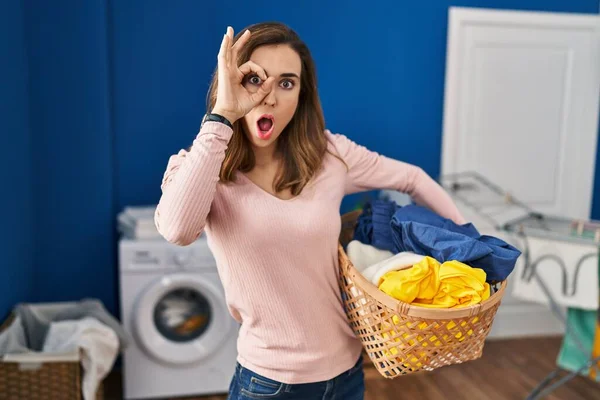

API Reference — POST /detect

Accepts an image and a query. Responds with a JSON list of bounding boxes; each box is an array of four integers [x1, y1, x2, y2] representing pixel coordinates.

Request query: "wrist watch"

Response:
[[202, 112, 233, 129]]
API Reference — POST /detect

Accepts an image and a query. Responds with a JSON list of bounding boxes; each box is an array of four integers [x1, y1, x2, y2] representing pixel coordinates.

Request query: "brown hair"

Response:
[[206, 22, 342, 196]]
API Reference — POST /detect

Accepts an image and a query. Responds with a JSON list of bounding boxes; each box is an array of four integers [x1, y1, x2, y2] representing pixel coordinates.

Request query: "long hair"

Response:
[[206, 22, 341, 196]]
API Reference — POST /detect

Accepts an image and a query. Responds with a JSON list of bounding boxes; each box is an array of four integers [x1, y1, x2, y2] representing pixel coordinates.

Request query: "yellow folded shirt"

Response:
[[430, 260, 491, 308], [377, 257, 491, 369], [377, 256, 440, 304], [378, 256, 490, 308]]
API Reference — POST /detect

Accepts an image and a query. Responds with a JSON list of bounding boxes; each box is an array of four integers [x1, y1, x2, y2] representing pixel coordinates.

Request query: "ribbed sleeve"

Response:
[[327, 130, 466, 225], [154, 121, 233, 245]]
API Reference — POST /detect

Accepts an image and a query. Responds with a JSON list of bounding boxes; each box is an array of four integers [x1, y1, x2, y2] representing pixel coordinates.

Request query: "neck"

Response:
[[252, 142, 279, 168]]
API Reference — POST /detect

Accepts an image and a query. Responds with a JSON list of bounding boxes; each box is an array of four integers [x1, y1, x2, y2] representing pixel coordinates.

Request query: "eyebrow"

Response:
[[264, 70, 300, 79]]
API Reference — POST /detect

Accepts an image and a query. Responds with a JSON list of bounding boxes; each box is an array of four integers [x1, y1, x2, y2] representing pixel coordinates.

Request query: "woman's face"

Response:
[[242, 44, 302, 149]]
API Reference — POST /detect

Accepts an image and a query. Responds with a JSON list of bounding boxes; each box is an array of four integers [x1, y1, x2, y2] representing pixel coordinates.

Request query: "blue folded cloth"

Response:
[[352, 200, 521, 282], [353, 200, 398, 252]]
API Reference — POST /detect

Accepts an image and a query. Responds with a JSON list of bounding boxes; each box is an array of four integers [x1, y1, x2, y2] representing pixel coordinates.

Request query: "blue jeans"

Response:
[[226, 355, 365, 400]]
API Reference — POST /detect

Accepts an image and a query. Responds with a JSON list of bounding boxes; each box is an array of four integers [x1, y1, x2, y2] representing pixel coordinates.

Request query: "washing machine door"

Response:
[[132, 273, 234, 365]]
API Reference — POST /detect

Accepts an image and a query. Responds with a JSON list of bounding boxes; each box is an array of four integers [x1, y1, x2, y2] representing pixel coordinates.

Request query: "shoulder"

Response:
[[324, 129, 355, 159], [324, 129, 377, 163]]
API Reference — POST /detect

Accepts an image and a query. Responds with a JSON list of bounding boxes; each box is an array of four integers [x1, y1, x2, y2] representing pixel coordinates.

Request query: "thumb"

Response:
[[250, 77, 275, 104]]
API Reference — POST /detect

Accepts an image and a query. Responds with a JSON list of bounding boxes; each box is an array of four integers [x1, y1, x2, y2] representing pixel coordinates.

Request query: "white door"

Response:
[[441, 7, 600, 338], [442, 7, 600, 220]]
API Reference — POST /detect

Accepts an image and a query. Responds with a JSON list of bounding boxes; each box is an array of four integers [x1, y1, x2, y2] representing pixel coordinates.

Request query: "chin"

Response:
[[247, 128, 281, 148]]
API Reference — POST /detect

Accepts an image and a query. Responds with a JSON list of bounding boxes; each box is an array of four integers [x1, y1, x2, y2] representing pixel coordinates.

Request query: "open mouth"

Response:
[[256, 114, 275, 140]]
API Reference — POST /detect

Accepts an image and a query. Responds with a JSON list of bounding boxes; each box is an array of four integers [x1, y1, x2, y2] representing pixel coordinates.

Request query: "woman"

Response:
[[155, 22, 465, 400]]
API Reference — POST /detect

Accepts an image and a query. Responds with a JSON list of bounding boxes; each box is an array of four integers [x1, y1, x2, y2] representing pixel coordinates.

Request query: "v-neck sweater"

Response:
[[154, 121, 466, 384]]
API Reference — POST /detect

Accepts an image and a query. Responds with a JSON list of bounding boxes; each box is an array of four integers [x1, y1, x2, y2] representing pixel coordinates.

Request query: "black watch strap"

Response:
[[202, 112, 233, 129]]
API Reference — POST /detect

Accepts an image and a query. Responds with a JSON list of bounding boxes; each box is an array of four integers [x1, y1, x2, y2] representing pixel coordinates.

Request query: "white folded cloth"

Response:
[[346, 240, 425, 286], [346, 240, 394, 273], [43, 317, 119, 400], [362, 251, 425, 286]]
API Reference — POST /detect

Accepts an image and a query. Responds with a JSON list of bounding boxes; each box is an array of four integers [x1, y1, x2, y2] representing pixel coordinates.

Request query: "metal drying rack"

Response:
[[439, 171, 600, 399]]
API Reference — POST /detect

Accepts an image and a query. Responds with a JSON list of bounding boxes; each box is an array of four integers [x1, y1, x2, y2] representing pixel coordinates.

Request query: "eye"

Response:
[[247, 74, 262, 86], [280, 79, 295, 89]]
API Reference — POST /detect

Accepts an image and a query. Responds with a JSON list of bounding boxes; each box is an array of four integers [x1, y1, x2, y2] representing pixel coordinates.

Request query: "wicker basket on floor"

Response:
[[0, 313, 104, 400], [337, 210, 507, 379]]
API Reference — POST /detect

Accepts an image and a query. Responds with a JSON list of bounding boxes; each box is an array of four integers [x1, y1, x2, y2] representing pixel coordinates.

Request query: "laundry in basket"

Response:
[[337, 206, 511, 379], [0, 299, 130, 400]]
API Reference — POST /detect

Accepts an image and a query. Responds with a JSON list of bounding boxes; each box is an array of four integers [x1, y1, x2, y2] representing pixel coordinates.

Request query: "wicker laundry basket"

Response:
[[337, 210, 507, 379], [0, 313, 104, 400]]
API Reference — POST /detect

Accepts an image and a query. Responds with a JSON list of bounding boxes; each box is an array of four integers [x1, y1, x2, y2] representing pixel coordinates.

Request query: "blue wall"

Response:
[[23, 1, 116, 314], [3, 0, 599, 318], [1, 1, 35, 320]]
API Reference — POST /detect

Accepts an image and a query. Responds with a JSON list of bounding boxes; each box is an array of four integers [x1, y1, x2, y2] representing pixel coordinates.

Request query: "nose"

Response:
[[263, 88, 276, 107]]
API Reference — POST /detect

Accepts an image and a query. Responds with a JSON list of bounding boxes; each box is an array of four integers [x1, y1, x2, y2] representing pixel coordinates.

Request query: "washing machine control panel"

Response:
[[119, 237, 217, 272]]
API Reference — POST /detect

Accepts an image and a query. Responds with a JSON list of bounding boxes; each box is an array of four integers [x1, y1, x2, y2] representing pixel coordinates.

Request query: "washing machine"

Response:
[[118, 235, 238, 399]]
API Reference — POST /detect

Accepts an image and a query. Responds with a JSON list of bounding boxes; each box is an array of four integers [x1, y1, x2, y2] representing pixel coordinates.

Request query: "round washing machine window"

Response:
[[153, 288, 212, 343], [132, 273, 234, 365]]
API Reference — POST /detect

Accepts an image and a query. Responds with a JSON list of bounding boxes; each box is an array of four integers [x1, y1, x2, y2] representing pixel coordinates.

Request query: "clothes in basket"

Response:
[[43, 317, 119, 400], [352, 200, 521, 282], [339, 207, 507, 378], [344, 233, 497, 372], [0, 299, 130, 400]]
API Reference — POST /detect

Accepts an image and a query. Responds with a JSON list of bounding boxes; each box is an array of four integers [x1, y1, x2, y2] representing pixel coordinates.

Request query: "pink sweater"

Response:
[[154, 121, 465, 384]]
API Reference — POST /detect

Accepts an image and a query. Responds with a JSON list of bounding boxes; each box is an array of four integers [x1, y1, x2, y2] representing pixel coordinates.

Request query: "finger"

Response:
[[249, 77, 275, 104], [238, 61, 267, 81], [231, 29, 251, 63], [226, 26, 234, 66], [218, 31, 228, 64]]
